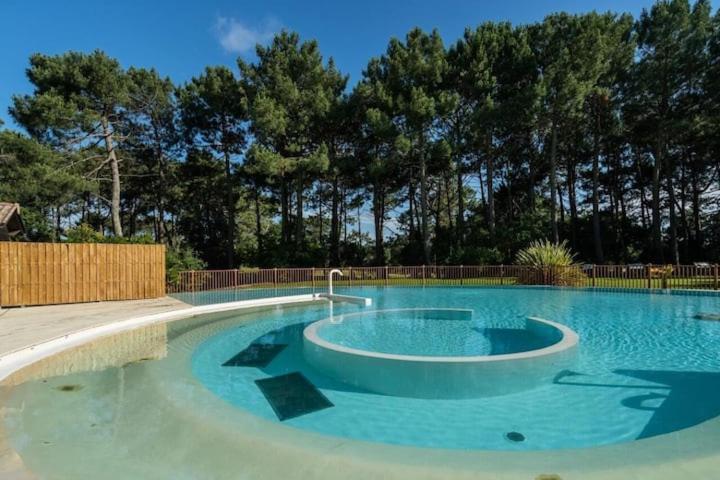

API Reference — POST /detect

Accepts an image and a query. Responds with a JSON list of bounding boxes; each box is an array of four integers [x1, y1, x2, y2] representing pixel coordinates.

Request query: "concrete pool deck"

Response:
[[0, 297, 190, 356]]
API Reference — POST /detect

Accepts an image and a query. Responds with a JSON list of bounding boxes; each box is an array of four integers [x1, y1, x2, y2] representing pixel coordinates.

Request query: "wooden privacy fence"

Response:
[[169, 264, 720, 294], [0, 242, 166, 307]]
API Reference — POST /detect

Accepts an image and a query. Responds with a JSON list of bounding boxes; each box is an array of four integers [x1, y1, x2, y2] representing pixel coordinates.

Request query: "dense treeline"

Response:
[[2, 0, 720, 268]]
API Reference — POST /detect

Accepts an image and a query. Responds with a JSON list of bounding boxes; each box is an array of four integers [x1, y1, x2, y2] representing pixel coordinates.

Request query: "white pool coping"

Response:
[[303, 309, 578, 398], [304, 309, 578, 363]]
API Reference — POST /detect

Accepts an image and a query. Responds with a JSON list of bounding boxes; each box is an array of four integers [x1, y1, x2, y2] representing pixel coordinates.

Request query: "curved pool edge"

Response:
[[304, 312, 577, 363], [303, 311, 578, 398]]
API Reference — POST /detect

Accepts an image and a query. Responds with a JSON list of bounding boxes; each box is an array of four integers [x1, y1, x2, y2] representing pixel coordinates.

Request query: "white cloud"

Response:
[[214, 16, 280, 54]]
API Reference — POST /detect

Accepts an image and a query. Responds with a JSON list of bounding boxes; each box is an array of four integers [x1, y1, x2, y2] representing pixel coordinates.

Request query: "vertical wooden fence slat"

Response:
[[1, 243, 8, 305], [20, 243, 30, 306]]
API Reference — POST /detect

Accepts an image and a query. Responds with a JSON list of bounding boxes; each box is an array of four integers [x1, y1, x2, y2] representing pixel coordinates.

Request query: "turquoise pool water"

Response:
[[189, 286, 720, 450]]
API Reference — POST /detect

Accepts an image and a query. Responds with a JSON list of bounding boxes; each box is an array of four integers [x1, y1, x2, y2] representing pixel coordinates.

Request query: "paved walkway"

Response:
[[0, 297, 189, 356]]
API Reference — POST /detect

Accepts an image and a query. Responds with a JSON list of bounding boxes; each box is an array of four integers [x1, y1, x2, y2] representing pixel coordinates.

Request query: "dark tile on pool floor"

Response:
[[222, 343, 288, 367], [255, 372, 334, 421]]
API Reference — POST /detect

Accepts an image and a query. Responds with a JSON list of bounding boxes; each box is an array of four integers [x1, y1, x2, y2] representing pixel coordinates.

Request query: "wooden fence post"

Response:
[[460, 265, 464, 286], [422, 265, 426, 286], [646, 264, 652, 289], [592, 265, 596, 288], [385, 265, 389, 286], [312, 267, 315, 292], [349, 267, 353, 286], [715, 264, 718, 290], [273, 268, 277, 287]]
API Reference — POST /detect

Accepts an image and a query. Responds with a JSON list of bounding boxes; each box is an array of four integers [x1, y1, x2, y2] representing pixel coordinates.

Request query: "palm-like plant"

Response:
[[515, 240, 586, 286]]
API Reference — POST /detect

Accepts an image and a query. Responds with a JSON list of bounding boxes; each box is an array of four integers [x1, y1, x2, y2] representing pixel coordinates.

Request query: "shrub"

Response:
[[64, 224, 106, 243], [166, 246, 206, 286], [514, 240, 586, 286], [64, 224, 154, 244]]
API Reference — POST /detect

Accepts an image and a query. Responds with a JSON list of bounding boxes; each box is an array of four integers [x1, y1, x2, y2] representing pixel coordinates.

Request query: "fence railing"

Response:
[[168, 264, 720, 294]]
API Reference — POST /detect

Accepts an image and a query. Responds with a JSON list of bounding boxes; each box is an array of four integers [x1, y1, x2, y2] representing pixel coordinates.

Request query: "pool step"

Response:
[[222, 344, 288, 368], [255, 372, 334, 421], [316, 293, 372, 306]]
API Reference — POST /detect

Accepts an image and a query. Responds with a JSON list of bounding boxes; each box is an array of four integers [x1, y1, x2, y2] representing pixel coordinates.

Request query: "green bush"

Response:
[[514, 240, 586, 286], [166, 246, 206, 285], [64, 224, 154, 244]]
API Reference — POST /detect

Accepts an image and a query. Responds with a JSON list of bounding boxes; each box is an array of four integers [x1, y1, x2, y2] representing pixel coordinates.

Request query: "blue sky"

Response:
[[1, 0, 657, 129]]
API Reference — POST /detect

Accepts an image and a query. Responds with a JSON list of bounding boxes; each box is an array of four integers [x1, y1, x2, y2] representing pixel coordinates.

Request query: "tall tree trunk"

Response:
[[330, 174, 340, 265], [296, 175, 304, 248], [456, 155, 465, 247], [318, 193, 323, 246], [419, 150, 431, 264], [254, 184, 263, 261], [567, 158, 578, 250], [679, 155, 689, 261], [280, 179, 290, 246], [558, 181, 565, 226], [634, 150, 648, 230], [434, 179, 443, 239], [152, 124, 167, 244], [617, 162, 628, 259], [478, 162, 486, 205], [691, 174, 702, 255], [54, 207, 61, 242], [666, 163, 679, 265], [592, 135, 604, 263], [101, 117, 123, 237], [444, 172, 454, 234], [548, 122, 559, 243], [485, 147, 496, 240], [408, 180, 416, 237], [527, 130, 536, 211], [342, 185, 348, 244], [505, 158, 515, 221], [223, 148, 235, 268], [128, 200, 137, 237], [651, 144, 664, 263], [372, 182, 385, 266]]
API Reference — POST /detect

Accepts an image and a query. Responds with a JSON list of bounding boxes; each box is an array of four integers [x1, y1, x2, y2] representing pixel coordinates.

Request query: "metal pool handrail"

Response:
[[328, 269, 343, 296]]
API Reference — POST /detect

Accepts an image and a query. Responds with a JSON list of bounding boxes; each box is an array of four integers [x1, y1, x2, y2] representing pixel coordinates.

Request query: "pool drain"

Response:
[[505, 431, 525, 442], [55, 384, 83, 392]]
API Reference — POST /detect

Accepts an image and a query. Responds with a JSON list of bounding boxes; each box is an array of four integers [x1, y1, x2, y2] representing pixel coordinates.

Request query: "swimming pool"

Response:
[[2, 286, 720, 479]]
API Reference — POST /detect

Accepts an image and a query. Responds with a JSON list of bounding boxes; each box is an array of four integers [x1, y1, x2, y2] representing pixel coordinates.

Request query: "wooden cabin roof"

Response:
[[0, 203, 24, 240]]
